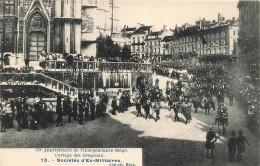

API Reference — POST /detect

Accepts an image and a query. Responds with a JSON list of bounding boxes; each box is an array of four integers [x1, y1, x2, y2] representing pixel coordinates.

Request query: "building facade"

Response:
[[237, 0, 260, 80], [161, 35, 173, 60], [171, 14, 239, 63], [130, 25, 152, 59], [145, 31, 163, 58], [0, 0, 118, 61]]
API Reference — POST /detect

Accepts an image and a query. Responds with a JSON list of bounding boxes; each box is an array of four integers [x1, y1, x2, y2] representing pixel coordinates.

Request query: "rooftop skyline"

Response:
[[117, 0, 239, 30]]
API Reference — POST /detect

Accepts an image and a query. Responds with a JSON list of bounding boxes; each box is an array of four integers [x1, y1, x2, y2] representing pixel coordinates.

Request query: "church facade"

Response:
[[0, 0, 117, 61]]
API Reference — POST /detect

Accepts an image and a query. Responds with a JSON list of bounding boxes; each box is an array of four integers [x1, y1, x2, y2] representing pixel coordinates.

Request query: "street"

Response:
[[0, 94, 258, 166]]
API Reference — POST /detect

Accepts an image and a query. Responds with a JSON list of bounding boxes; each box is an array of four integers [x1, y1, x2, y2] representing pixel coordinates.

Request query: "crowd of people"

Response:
[[0, 53, 258, 164], [153, 57, 259, 135], [0, 89, 111, 131]]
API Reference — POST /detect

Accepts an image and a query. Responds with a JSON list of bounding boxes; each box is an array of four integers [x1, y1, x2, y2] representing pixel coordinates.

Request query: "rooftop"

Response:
[[132, 25, 152, 35]]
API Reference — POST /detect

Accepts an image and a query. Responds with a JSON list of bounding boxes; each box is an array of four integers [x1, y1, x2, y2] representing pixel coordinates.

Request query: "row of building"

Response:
[[125, 13, 239, 63], [0, 0, 120, 61]]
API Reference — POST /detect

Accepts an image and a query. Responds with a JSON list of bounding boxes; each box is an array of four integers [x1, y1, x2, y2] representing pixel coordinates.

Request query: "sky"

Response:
[[116, 0, 239, 30]]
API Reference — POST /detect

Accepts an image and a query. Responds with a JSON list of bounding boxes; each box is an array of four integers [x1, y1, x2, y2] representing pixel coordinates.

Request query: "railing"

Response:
[[0, 73, 78, 97], [45, 60, 153, 73]]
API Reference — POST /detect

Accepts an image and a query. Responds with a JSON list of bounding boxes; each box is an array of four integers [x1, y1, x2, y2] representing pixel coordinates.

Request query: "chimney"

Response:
[[218, 13, 221, 22], [212, 20, 216, 23], [163, 25, 167, 31]]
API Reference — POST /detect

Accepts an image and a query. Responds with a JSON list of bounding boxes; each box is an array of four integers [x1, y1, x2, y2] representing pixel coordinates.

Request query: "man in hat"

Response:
[[205, 126, 217, 158], [192, 96, 200, 113], [214, 103, 228, 125], [56, 102, 63, 127], [78, 101, 84, 125], [143, 99, 151, 120], [57, 92, 62, 106], [65, 96, 72, 123], [0, 101, 7, 132], [236, 130, 250, 161], [111, 96, 117, 115], [16, 97, 23, 131], [174, 100, 182, 122], [72, 98, 78, 120], [228, 131, 237, 163], [41, 100, 48, 129], [89, 98, 95, 120], [153, 99, 161, 122]]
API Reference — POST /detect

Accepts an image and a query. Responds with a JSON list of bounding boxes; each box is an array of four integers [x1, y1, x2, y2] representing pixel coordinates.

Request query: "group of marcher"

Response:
[[0, 88, 110, 131], [112, 80, 163, 122], [205, 127, 250, 162], [111, 89, 132, 115], [56, 89, 109, 126], [0, 96, 55, 132], [153, 59, 255, 162]]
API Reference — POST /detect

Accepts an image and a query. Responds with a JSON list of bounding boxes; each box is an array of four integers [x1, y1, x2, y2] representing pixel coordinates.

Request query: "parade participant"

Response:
[[140, 81, 145, 96], [0, 101, 6, 132], [34, 97, 42, 125], [47, 101, 54, 123], [78, 101, 84, 125], [183, 102, 192, 125], [153, 99, 161, 122], [95, 92, 102, 117], [63, 96, 67, 116], [214, 103, 228, 125], [192, 96, 201, 113], [90, 88, 94, 99], [72, 98, 78, 120], [205, 126, 217, 158], [16, 97, 23, 131], [102, 91, 109, 105], [41, 100, 48, 129], [236, 130, 250, 161], [89, 98, 95, 120], [10, 99, 15, 116], [228, 131, 237, 163], [99, 92, 108, 116], [111, 96, 117, 115], [30, 106, 38, 130], [174, 100, 182, 122], [84, 98, 89, 119], [135, 93, 142, 117], [83, 90, 90, 104], [121, 92, 128, 112], [78, 89, 83, 103], [66, 96, 72, 123], [57, 92, 62, 106], [204, 97, 211, 115], [125, 92, 131, 107], [21, 99, 29, 129], [143, 99, 151, 120], [56, 103, 63, 127], [116, 90, 123, 113]]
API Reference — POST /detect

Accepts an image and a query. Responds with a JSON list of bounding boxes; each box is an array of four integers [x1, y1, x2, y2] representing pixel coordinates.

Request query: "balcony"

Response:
[[44, 60, 153, 73]]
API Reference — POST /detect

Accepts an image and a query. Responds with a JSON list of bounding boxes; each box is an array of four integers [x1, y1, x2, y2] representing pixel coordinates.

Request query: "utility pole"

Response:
[[111, 0, 113, 36], [1, 0, 5, 69]]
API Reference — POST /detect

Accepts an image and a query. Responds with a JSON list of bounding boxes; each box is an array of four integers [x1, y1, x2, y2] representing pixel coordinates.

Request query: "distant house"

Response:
[[130, 25, 152, 59]]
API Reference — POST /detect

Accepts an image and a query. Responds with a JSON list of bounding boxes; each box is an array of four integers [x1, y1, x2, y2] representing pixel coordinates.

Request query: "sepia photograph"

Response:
[[0, 0, 259, 165]]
